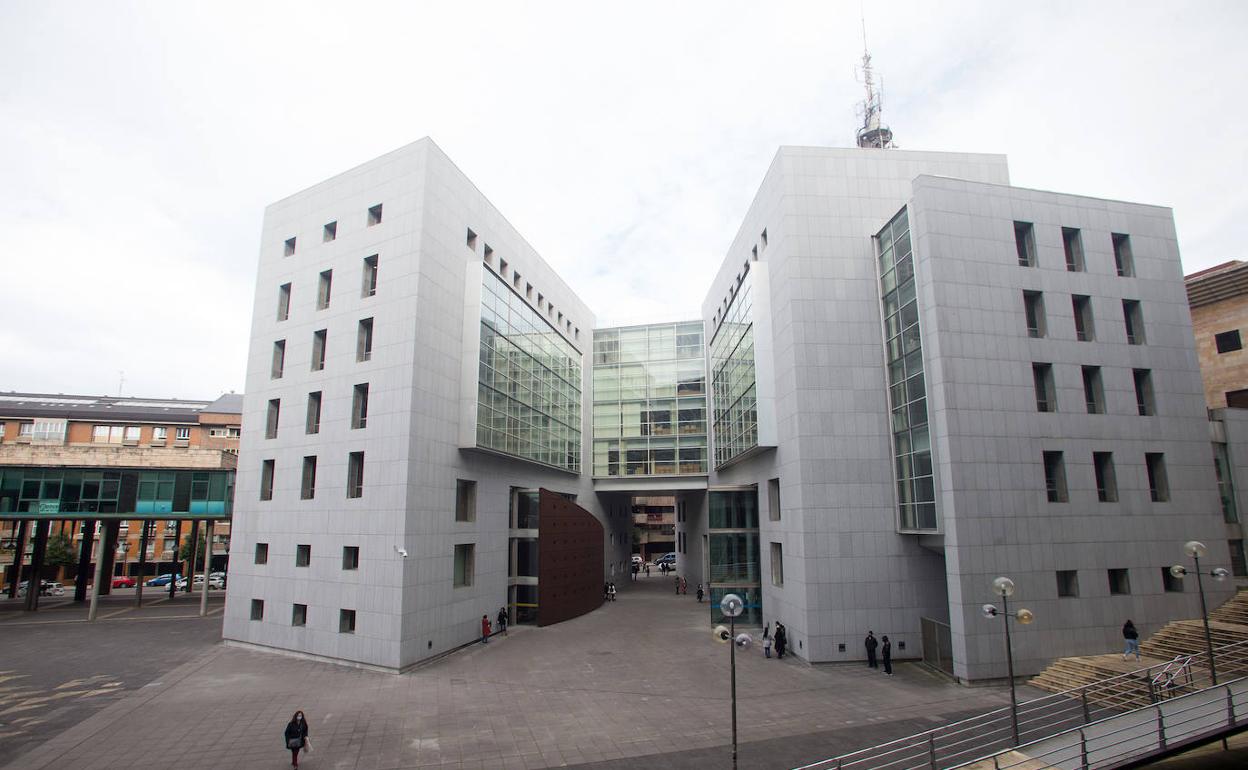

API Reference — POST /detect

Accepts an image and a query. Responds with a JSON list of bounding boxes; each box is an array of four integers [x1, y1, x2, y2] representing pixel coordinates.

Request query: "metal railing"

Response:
[[792, 639, 1248, 770]]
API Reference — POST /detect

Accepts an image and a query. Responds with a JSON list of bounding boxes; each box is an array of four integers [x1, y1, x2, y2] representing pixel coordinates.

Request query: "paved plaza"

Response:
[[3, 576, 1043, 769]]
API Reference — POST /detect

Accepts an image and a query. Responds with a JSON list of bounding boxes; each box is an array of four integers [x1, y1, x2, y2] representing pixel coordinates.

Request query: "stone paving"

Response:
[[2, 574, 1033, 769]]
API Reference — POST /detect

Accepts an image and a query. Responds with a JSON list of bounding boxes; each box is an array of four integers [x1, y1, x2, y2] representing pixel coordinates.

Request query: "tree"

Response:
[[44, 532, 76, 568], [179, 533, 207, 562]]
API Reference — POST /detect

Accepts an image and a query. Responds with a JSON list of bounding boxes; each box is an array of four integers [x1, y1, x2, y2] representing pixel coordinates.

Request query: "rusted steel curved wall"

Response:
[[537, 488, 604, 626]]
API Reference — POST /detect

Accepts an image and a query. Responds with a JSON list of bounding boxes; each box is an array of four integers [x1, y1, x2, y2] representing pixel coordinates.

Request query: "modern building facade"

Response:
[[226, 138, 1234, 681], [0, 392, 239, 598]]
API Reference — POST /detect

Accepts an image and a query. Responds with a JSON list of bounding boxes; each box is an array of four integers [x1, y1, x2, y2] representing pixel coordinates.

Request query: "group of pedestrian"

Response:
[[481, 606, 509, 644], [674, 576, 687, 595], [603, 581, 618, 601], [864, 630, 893, 675], [762, 622, 788, 658]]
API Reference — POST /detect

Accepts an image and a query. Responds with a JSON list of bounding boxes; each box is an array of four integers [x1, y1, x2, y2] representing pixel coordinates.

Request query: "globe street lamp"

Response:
[[714, 593, 752, 770], [1170, 540, 1231, 685], [982, 576, 1035, 746]]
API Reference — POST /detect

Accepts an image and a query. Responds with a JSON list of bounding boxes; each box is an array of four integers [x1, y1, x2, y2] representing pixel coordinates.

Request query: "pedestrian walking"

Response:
[[644, 562, 650, 576], [284, 710, 310, 768], [882, 635, 893, 676], [482, 614, 492, 643], [497, 606, 508, 636], [632, 563, 639, 581], [604, 581, 610, 601], [775, 623, 787, 659], [608, 582, 617, 602], [680, 576, 688, 595], [865, 631, 879, 668], [1122, 619, 1140, 661], [763, 623, 772, 658], [696, 583, 704, 603], [675, 575, 681, 594]]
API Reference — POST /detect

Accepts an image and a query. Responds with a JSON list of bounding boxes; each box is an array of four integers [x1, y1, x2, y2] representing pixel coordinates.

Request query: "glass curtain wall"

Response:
[[877, 208, 937, 531], [592, 322, 707, 477], [0, 468, 234, 516], [710, 272, 758, 468], [707, 489, 761, 625], [477, 269, 583, 472]]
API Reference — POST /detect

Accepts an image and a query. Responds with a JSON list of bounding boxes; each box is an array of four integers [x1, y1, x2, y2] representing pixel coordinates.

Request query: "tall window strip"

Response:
[[1093, 452, 1117, 502], [300, 456, 317, 500], [323, 221, 337, 242], [1014, 221, 1037, 267], [592, 322, 707, 477], [306, 391, 322, 434], [877, 208, 935, 530], [277, 283, 291, 321], [317, 269, 333, 310], [357, 318, 374, 362], [1112, 233, 1134, 277], [347, 451, 364, 498], [271, 340, 286, 379], [351, 383, 369, 429], [1123, 300, 1145, 345], [476, 268, 583, 472], [260, 459, 275, 501], [1043, 451, 1067, 502], [1033, 363, 1056, 413], [1146, 453, 1169, 502], [265, 398, 280, 439], [709, 276, 758, 468], [362, 255, 378, 297], [1213, 443, 1238, 523], [1073, 295, 1095, 341], [1082, 366, 1104, 414], [1023, 290, 1045, 338], [1062, 227, 1085, 272], [1133, 369, 1155, 416], [311, 329, 327, 371]]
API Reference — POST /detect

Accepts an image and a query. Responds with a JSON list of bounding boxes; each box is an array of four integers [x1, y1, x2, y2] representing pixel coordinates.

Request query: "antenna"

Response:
[[117, 370, 125, 397], [854, 11, 894, 149]]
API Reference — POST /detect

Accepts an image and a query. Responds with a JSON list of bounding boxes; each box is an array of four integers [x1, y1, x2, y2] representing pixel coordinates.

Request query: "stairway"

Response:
[[1029, 589, 1248, 707]]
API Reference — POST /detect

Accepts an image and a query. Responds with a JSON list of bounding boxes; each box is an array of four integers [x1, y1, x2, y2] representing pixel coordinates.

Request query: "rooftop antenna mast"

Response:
[[855, 13, 894, 149]]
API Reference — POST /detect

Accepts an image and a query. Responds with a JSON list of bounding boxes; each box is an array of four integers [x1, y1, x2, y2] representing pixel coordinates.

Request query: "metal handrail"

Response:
[[793, 638, 1248, 770]]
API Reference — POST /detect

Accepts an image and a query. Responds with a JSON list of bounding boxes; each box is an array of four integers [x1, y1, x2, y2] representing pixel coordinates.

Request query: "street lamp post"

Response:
[[714, 593, 751, 770], [982, 576, 1035, 746], [1170, 540, 1231, 685]]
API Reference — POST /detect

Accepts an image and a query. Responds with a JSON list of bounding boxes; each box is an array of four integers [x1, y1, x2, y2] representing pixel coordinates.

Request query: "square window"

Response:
[[770, 542, 784, 586], [1108, 568, 1131, 595], [768, 478, 781, 521], [454, 543, 475, 587], [175, 426, 190, 441], [260, 460, 275, 501], [1161, 567, 1184, 593], [1215, 330, 1242, 354], [362, 255, 378, 297], [317, 270, 333, 310], [296, 544, 311, 567], [1112, 233, 1134, 277], [306, 391, 322, 434], [1062, 227, 1084, 272], [1056, 570, 1079, 597], [323, 221, 337, 242], [284, 237, 296, 257], [265, 398, 280, 439], [456, 479, 476, 522], [254, 542, 268, 564], [356, 318, 373, 362], [1014, 221, 1036, 267], [1227, 389, 1248, 409], [466, 228, 477, 250], [339, 609, 356, 633], [367, 204, 383, 226], [347, 451, 364, 498], [301, 456, 317, 500], [292, 603, 307, 626], [250, 599, 264, 620], [277, 283, 291, 322], [1043, 451, 1067, 502], [351, 383, 369, 429], [342, 546, 359, 570]]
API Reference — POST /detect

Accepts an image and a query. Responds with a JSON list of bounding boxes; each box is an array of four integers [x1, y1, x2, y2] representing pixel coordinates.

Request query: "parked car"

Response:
[[145, 573, 180, 587], [176, 573, 225, 590], [17, 580, 66, 597], [631, 554, 643, 566], [111, 576, 136, 589], [654, 552, 677, 568], [207, 573, 226, 589]]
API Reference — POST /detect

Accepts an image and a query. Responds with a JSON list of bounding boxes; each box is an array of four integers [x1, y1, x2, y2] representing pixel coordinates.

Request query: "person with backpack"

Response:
[[1122, 620, 1140, 660]]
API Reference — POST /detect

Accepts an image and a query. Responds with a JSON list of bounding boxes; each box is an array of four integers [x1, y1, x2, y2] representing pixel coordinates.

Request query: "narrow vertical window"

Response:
[[271, 340, 286, 379], [323, 221, 337, 242], [1062, 227, 1084, 272], [367, 204, 383, 226], [768, 478, 781, 521], [296, 544, 311, 567], [466, 228, 478, 249], [1073, 295, 1094, 341], [362, 254, 378, 297], [292, 604, 307, 626], [453, 543, 475, 587], [265, 398, 280, 439], [351, 383, 369, 429], [1093, 452, 1117, 502], [342, 546, 359, 570], [1112, 233, 1134, 277], [250, 599, 264, 620], [1082, 366, 1104, 414], [317, 270, 333, 310], [301, 456, 317, 500], [1014, 221, 1037, 267], [260, 459, 275, 501], [1123, 300, 1145, 345], [339, 609, 356, 633], [1023, 290, 1045, 337], [277, 283, 291, 321], [1133, 369, 1155, 416], [1033, 363, 1056, 413], [254, 542, 268, 564], [770, 542, 784, 586], [455, 479, 476, 522], [306, 391, 322, 434], [1043, 451, 1067, 502], [356, 317, 374, 362], [347, 451, 364, 498], [284, 237, 296, 257], [311, 329, 327, 371], [1146, 453, 1169, 502]]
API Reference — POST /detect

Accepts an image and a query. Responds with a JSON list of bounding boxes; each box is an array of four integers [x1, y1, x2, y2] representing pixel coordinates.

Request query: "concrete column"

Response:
[[24, 520, 50, 612], [7, 520, 27, 599], [184, 520, 199, 593], [199, 520, 213, 617], [169, 520, 182, 599], [98, 521, 119, 596], [87, 524, 108, 621], [135, 520, 150, 606], [74, 519, 97, 602]]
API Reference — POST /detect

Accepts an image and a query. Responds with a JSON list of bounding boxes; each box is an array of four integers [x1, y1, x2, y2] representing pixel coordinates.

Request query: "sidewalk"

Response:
[[3, 575, 1020, 769]]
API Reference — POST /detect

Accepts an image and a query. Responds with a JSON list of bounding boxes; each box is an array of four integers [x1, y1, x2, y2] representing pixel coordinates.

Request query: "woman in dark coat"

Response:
[[774, 623, 787, 659], [882, 635, 893, 676], [284, 710, 309, 767]]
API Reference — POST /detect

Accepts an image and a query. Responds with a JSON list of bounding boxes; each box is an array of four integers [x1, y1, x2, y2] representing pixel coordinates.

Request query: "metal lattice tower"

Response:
[[855, 18, 894, 149]]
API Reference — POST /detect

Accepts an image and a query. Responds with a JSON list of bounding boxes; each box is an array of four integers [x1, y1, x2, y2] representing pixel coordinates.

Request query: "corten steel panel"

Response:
[[537, 488, 604, 627]]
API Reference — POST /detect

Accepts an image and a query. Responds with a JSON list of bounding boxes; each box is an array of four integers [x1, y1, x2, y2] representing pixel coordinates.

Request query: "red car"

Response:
[[111, 576, 136, 588]]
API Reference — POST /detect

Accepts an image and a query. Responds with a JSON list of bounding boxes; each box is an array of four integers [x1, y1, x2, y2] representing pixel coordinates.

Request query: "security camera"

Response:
[[395, 545, 408, 558]]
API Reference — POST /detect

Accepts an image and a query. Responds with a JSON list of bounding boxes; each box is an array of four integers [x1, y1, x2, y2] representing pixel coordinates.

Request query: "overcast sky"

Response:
[[3, 1, 1246, 400]]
